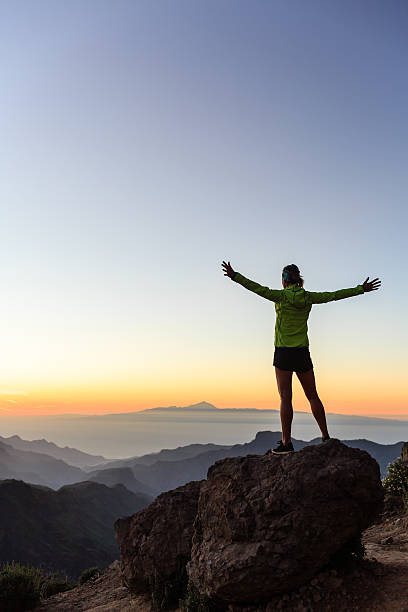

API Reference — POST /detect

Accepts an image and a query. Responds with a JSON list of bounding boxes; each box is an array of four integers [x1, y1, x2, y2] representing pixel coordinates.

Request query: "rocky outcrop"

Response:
[[401, 442, 408, 463], [115, 440, 383, 607], [187, 439, 383, 604], [115, 480, 202, 594]]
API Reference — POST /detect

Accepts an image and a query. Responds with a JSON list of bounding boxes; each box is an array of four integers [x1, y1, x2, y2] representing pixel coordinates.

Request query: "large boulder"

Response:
[[114, 480, 202, 594], [187, 439, 383, 604]]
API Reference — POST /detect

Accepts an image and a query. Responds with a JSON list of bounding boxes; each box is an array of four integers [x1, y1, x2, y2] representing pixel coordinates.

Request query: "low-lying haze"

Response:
[[0, 402, 407, 458]]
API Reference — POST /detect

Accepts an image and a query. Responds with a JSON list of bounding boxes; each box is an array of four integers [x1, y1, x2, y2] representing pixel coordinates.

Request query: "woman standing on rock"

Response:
[[222, 261, 381, 454]]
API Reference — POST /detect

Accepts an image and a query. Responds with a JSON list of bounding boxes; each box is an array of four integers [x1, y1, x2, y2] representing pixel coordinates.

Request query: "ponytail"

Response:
[[282, 264, 304, 287]]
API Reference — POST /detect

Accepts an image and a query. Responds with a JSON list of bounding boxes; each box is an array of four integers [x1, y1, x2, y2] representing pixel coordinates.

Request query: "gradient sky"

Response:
[[0, 0, 407, 418]]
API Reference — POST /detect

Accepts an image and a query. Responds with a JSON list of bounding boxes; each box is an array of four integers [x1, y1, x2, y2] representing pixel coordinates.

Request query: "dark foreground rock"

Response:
[[187, 439, 383, 604], [115, 440, 383, 608], [115, 480, 202, 595]]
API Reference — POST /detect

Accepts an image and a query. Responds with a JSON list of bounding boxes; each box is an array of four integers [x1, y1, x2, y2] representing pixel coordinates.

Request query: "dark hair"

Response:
[[282, 264, 304, 287]]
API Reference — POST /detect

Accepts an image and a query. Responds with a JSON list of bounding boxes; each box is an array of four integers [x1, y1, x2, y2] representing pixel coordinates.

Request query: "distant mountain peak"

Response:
[[187, 401, 219, 410], [147, 401, 220, 412]]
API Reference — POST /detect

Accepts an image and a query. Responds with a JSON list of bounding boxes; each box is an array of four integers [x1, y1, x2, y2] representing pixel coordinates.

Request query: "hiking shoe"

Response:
[[270, 440, 294, 455]]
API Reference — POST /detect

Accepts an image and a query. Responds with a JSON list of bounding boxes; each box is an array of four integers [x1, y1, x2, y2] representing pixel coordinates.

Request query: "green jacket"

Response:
[[232, 271, 364, 347]]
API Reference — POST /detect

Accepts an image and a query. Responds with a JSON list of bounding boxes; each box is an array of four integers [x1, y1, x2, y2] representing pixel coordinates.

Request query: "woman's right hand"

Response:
[[362, 277, 381, 292], [222, 261, 236, 278]]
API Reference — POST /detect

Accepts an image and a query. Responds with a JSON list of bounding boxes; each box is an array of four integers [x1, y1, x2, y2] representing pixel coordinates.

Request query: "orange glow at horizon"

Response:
[[0, 376, 405, 418]]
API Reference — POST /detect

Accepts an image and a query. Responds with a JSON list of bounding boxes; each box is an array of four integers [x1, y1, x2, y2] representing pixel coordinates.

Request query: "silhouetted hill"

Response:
[[0, 441, 86, 489], [92, 432, 282, 494], [0, 479, 152, 580], [0, 434, 108, 468], [101, 441, 231, 470], [86, 467, 156, 497]]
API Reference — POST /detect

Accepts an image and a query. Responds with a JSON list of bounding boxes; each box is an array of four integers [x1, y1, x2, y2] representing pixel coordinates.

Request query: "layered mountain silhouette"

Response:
[[0, 432, 402, 497], [0, 479, 152, 580], [86, 467, 157, 497], [104, 441, 231, 469], [0, 434, 108, 468], [0, 440, 86, 489], [87, 431, 402, 496]]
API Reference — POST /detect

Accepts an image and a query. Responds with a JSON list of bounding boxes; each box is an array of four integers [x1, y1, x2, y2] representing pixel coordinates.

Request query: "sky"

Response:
[[0, 0, 407, 418]]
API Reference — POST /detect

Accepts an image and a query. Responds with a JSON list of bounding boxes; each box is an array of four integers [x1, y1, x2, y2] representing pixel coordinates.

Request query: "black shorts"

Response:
[[273, 346, 313, 373]]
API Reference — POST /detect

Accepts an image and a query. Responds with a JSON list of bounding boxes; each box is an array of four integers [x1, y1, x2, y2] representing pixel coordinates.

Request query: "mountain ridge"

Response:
[[0, 478, 152, 580], [87, 431, 403, 496], [0, 434, 109, 467], [0, 440, 86, 489]]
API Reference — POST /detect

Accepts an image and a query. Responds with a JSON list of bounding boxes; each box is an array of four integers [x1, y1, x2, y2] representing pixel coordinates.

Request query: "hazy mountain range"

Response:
[[0, 434, 107, 468], [0, 427, 402, 495], [0, 440, 85, 489], [93, 431, 401, 494]]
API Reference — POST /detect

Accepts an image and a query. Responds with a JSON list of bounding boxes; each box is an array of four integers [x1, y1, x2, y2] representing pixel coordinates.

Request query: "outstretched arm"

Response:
[[307, 276, 381, 304], [222, 261, 281, 303]]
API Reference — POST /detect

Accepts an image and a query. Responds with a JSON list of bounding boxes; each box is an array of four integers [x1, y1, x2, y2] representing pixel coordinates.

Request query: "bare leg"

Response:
[[296, 369, 329, 439], [274, 367, 293, 445]]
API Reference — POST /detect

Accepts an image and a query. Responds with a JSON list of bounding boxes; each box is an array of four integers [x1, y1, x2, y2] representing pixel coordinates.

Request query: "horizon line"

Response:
[[1, 404, 408, 423]]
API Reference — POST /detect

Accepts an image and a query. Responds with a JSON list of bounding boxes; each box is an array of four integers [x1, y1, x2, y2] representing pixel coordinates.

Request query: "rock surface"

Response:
[[34, 561, 152, 611], [115, 480, 202, 594], [401, 441, 408, 463], [187, 439, 383, 604], [35, 508, 408, 612]]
